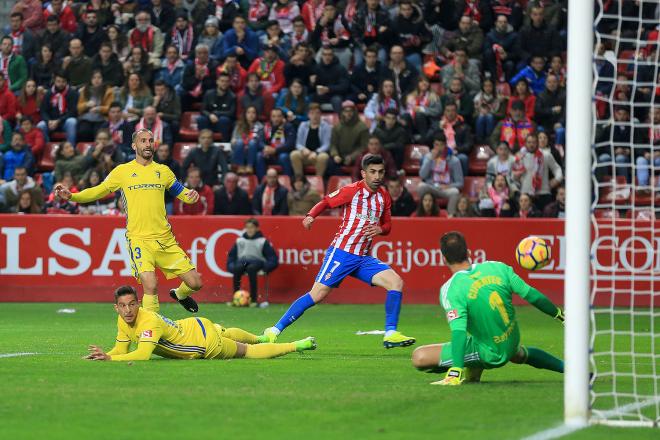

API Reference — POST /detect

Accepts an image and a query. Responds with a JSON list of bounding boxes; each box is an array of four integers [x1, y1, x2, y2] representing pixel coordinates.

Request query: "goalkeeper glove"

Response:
[[554, 308, 565, 325], [430, 367, 464, 386]]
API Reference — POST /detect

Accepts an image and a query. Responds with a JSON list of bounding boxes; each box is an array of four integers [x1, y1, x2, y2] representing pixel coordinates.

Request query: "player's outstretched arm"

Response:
[[510, 268, 564, 323], [105, 341, 157, 361], [169, 180, 200, 204]]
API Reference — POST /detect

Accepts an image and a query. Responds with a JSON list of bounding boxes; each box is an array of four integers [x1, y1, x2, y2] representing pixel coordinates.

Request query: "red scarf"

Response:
[[0, 54, 11, 87], [10, 27, 25, 55], [136, 116, 163, 147], [264, 123, 285, 148], [378, 97, 398, 117], [131, 26, 155, 51], [522, 148, 545, 193], [50, 85, 69, 114], [408, 92, 430, 119], [650, 124, 660, 145], [344, 0, 357, 22], [431, 149, 451, 185], [262, 185, 275, 215], [109, 118, 125, 145], [500, 117, 534, 149], [306, 0, 324, 30], [191, 60, 210, 97], [248, 0, 269, 22], [488, 185, 509, 216], [463, 0, 482, 23], [365, 10, 377, 37], [171, 24, 195, 58], [492, 44, 505, 83], [440, 115, 464, 150], [241, 123, 257, 144]]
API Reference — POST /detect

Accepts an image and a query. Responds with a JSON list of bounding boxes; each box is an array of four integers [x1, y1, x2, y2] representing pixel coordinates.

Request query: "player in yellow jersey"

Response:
[[54, 129, 203, 314], [84, 286, 316, 361]]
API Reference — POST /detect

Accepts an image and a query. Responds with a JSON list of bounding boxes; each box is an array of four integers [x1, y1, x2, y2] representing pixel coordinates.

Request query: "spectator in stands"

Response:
[[221, 15, 259, 69], [31, 44, 59, 89], [441, 48, 481, 96], [390, 0, 430, 71], [128, 11, 165, 68], [153, 80, 181, 141], [383, 45, 418, 99], [0, 36, 28, 94], [75, 10, 107, 58], [62, 38, 92, 89], [506, 79, 536, 119], [440, 77, 474, 124], [537, 130, 563, 168], [373, 108, 409, 168], [364, 79, 401, 131], [227, 218, 279, 305], [486, 141, 516, 186], [218, 53, 247, 95], [239, 73, 266, 120], [156, 45, 185, 89], [637, 107, 660, 189], [155, 143, 179, 214], [518, 4, 561, 67], [198, 72, 236, 142], [301, 0, 324, 32], [387, 176, 416, 217], [39, 16, 70, 62], [16, 188, 43, 214], [91, 42, 124, 88], [181, 44, 217, 111], [260, 20, 291, 60], [214, 171, 252, 215], [143, 0, 176, 35], [123, 46, 154, 88], [548, 54, 566, 88], [351, 0, 390, 66], [247, 44, 286, 98], [135, 106, 173, 148], [284, 43, 315, 89], [253, 167, 289, 215], [43, 0, 77, 34], [310, 1, 353, 70], [484, 14, 520, 81], [510, 55, 547, 96], [595, 106, 638, 182], [543, 184, 565, 218], [291, 103, 330, 178], [11, 0, 45, 35], [288, 174, 321, 216], [52, 141, 86, 183], [117, 72, 153, 123], [276, 78, 309, 124], [45, 172, 79, 214], [441, 15, 484, 67], [418, 132, 463, 215], [77, 169, 118, 215], [269, 0, 300, 35], [353, 135, 397, 181], [199, 17, 224, 62], [290, 15, 309, 48], [214, 0, 242, 33], [473, 78, 504, 143], [452, 195, 479, 218], [349, 46, 382, 107], [77, 70, 113, 142], [174, 166, 214, 215], [329, 100, 369, 172], [483, 0, 523, 31], [167, 10, 197, 63], [480, 173, 513, 218], [38, 71, 78, 144], [404, 75, 442, 142], [231, 105, 263, 174], [9, 12, 38, 64], [534, 74, 566, 148], [512, 133, 563, 211], [412, 192, 441, 217], [256, 108, 295, 178], [310, 46, 349, 114], [429, 102, 473, 177], [0, 166, 41, 212], [19, 117, 44, 161], [0, 111, 11, 152], [183, 129, 228, 189], [82, 0, 111, 26], [0, 132, 34, 181], [513, 192, 541, 218], [106, 24, 129, 61], [0, 74, 17, 125], [491, 100, 536, 152], [102, 102, 133, 161], [246, 0, 271, 33]]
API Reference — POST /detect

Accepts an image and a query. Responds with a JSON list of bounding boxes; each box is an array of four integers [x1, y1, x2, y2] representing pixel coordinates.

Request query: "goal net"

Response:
[[590, 0, 660, 427]]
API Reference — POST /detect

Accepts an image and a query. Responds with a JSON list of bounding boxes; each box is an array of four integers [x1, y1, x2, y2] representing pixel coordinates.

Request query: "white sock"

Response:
[[385, 330, 396, 337], [268, 327, 281, 336]]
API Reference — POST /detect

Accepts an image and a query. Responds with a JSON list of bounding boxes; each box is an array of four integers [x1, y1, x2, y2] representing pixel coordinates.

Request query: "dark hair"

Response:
[[293, 16, 305, 24], [440, 231, 469, 265], [10, 12, 24, 20], [217, 71, 230, 80], [1, 35, 13, 45], [266, 19, 279, 28], [154, 79, 166, 87], [114, 285, 138, 303], [54, 70, 68, 81], [284, 78, 307, 113], [417, 192, 440, 217], [109, 101, 123, 110], [361, 153, 384, 170], [433, 132, 447, 144], [365, 45, 378, 55], [46, 15, 59, 24], [245, 218, 260, 227]]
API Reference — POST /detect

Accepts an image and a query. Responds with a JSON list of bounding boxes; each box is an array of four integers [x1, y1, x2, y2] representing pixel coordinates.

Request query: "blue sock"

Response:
[[274, 293, 316, 332], [385, 290, 402, 332]]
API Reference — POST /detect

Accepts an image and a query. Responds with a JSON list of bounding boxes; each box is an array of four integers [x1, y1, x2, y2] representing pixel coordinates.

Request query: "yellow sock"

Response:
[[245, 343, 296, 359], [142, 294, 159, 312], [174, 282, 195, 300], [224, 327, 259, 344]]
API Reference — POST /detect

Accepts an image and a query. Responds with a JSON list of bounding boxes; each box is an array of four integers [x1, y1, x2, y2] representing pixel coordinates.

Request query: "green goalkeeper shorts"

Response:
[[438, 335, 518, 371]]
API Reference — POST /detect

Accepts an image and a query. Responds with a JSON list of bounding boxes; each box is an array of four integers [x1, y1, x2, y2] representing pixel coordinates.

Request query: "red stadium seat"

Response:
[[179, 112, 200, 141], [403, 176, 423, 202], [38, 142, 60, 171], [50, 131, 66, 141], [468, 145, 494, 176], [633, 176, 659, 206], [326, 175, 353, 195], [616, 50, 635, 78], [594, 209, 621, 219], [463, 176, 486, 202], [76, 142, 93, 155], [402, 144, 430, 175], [306, 175, 325, 195], [172, 143, 196, 164], [238, 174, 258, 197], [599, 175, 631, 205], [439, 209, 449, 218], [626, 208, 655, 221]]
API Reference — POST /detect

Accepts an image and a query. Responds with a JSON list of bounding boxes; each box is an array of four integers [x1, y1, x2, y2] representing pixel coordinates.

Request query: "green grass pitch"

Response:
[[0, 303, 656, 439]]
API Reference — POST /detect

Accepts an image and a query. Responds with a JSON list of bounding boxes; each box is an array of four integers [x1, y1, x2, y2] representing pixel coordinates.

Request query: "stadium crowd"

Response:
[[0, 0, 652, 219]]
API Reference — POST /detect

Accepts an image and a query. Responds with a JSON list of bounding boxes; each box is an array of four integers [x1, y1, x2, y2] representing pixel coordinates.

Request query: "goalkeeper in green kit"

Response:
[[412, 231, 565, 385]]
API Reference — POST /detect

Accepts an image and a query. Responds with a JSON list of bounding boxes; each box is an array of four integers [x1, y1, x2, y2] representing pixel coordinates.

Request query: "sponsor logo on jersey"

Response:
[[155, 171, 160, 179], [141, 330, 153, 338], [329, 189, 340, 197], [127, 183, 166, 190], [131, 173, 138, 178], [446, 309, 459, 321]]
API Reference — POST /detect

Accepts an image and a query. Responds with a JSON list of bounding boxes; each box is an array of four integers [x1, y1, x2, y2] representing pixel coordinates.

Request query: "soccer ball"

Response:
[[232, 290, 251, 307], [516, 236, 551, 271]]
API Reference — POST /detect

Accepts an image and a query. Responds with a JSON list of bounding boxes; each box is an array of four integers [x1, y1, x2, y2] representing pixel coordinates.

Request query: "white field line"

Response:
[[0, 352, 40, 358]]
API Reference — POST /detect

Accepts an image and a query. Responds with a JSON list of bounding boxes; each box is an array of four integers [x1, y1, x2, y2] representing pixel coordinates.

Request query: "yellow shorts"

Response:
[[127, 235, 195, 280], [203, 321, 238, 359]]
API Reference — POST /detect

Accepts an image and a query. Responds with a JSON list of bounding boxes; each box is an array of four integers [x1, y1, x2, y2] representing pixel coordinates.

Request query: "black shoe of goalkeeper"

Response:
[[169, 289, 199, 313]]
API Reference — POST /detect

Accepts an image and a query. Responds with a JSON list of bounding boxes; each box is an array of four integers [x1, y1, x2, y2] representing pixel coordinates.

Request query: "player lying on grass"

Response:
[[261, 154, 415, 349], [84, 286, 316, 361], [411, 231, 564, 385], [55, 128, 203, 314]]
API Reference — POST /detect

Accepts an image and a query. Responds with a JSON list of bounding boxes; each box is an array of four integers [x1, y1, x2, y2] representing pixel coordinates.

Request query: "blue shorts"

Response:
[[315, 246, 391, 288]]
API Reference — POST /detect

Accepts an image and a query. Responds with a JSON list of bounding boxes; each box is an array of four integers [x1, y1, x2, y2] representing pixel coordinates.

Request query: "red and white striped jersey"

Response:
[[311, 180, 392, 256]]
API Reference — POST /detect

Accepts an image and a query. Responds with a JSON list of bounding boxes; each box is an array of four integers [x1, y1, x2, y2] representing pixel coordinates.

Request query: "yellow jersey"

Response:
[[71, 160, 189, 240], [107, 308, 210, 361]]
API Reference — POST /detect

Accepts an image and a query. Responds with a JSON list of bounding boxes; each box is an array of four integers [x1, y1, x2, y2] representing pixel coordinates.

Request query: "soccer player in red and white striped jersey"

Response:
[[262, 154, 416, 349]]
